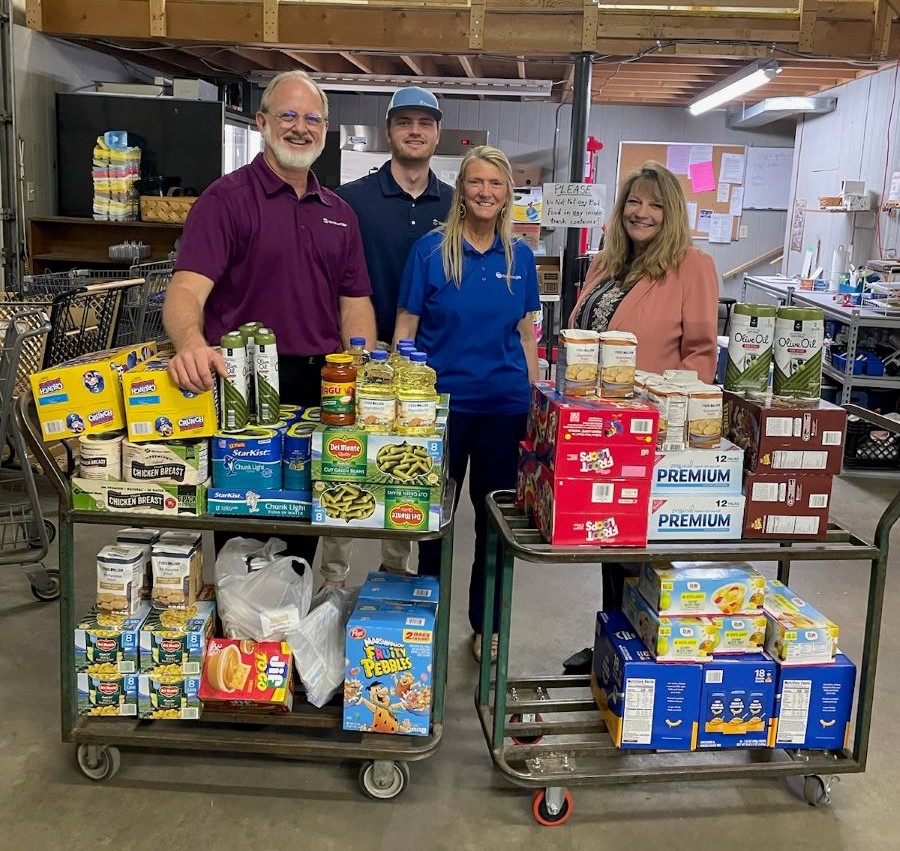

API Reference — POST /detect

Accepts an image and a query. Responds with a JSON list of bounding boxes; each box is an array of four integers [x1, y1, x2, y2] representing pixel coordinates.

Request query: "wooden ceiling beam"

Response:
[[339, 52, 398, 75], [281, 51, 355, 74], [228, 46, 295, 73], [458, 55, 485, 79]]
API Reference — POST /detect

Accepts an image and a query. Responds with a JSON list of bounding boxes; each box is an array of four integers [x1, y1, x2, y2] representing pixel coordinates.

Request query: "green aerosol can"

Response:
[[239, 321, 262, 420], [220, 331, 249, 431], [254, 327, 280, 425]]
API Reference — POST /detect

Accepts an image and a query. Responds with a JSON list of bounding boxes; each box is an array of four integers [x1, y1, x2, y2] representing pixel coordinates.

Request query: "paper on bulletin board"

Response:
[[690, 145, 713, 165], [542, 183, 607, 227], [729, 186, 744, 217], [690, 162, 716, 194], [716, 182, 731, 203], [709, 214, 733, 243], [720, 153, 746, 184], [666, 145, 691, 175], [685, 202, 698, 230], [697, 209, 713, 234]]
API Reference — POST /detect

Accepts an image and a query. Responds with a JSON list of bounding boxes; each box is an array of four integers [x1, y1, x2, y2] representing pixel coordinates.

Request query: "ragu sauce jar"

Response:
[[320, 353, 357, 426]]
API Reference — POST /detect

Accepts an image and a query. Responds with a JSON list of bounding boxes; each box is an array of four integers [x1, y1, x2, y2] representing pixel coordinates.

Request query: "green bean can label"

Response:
[[220, 333, 249, 432], [773, 307, 825, 404], [724, 304, 777, 397]]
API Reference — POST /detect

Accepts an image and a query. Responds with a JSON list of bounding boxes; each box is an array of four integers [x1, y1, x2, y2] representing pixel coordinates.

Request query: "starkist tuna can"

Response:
[[211, 427, 282, 490], [283, 422, 313, 492]]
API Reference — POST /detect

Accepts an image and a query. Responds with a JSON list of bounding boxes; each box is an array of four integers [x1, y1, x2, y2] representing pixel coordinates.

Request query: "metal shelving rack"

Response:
[[18, 390, 456, 798]]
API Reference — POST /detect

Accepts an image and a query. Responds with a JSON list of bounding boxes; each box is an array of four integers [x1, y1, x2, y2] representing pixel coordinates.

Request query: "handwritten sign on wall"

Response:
[[542, 183, 607, 227]]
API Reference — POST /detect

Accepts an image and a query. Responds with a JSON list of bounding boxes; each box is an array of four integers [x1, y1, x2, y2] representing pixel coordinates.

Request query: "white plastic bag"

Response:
[[286, 586, 359, 708], [214, 537, 313, 641]]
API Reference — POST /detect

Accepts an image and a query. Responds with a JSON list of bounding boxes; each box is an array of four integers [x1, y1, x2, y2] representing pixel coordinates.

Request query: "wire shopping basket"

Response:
[[115, 259, 174, 346], [15, 268, 135, 298]]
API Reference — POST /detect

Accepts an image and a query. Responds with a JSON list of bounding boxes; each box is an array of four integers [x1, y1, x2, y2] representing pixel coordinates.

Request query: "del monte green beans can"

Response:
[[773, 306, 825, 406], [220, 332, 249, 431], [724, 303, 777, 399]]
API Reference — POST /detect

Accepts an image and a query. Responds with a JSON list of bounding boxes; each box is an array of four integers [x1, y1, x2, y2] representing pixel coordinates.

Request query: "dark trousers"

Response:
[[419, 410, 528, 634], [214, 354, 324, 567], [602, 562, 640, 611]]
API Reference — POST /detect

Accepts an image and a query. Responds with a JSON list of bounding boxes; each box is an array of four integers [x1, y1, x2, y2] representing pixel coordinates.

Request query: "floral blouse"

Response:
[[572, 278, 629, 333]]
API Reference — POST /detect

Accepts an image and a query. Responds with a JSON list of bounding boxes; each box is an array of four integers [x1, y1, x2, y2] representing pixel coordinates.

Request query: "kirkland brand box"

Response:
[[343, 602, 436, 737], [533, 460, 650, 546], [592, 610, 701, 751], [638, 562, 766, 617], [312, 481, 441, 531], [207, 488, 311, 519], [651, 440, 744, 495], [763, 579, 838, 665], [74, 600, 153, 673], [527, 382, 659, 458], [742, 471, 833, 540], [648, 494, 746, 541], [30, 342, 156, 441], [723, 391, 846, 475], [71, 477, 207, 516], [311, 427, 445, 487], [698, 654, 776, 749], [768, 654, 856, 749], [358, 572, 440, 606]]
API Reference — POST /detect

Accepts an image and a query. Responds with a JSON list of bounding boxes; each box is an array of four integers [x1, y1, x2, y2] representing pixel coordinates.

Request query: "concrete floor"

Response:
[[1, 471, 898, 849]]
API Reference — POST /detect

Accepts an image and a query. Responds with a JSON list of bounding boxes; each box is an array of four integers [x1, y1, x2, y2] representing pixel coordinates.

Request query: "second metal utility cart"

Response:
[[19, 391, 455, 800], [475, 422, 896, 824]]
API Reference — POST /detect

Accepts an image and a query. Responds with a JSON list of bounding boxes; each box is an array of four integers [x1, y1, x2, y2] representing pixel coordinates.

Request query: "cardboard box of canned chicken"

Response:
[[71, 477, 207, 516], [311, 426, 445, 487], [30, 342, 156, 441], [122, 358, 218, 442], [312, 481, 441, 531]]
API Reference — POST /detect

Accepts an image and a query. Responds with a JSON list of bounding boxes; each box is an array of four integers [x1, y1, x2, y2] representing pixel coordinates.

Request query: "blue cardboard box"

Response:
[[207, 487, 311, 519], [343, 602, 435, 737], [768, 654, 856, 749], [358, 572, 440, 607], [592, 610, 701, 751], [698, 653, 776, 749]]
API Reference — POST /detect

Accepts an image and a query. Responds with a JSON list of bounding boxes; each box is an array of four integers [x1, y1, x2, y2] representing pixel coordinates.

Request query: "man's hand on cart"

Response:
[[168, 344, 227, 394]]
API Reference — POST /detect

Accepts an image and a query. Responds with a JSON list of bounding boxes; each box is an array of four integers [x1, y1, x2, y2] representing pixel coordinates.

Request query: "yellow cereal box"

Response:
[[30, 343, 156, 441], [121, 358, 218, 442]]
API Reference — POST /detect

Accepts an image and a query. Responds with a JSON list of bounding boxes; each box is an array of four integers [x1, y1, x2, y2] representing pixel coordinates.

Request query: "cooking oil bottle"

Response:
[[388, 341, 414, 370], [356, 349, 396, 432], [347, 336, 369, 371], [396, 351, 437, 435]]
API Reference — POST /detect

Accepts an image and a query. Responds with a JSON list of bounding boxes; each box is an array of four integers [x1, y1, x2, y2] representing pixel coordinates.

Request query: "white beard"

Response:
[[263, 123, 324, 170]]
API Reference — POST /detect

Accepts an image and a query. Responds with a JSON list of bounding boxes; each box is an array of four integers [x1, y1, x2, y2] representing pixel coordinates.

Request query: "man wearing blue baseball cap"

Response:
[[324, 86, 453, 582]]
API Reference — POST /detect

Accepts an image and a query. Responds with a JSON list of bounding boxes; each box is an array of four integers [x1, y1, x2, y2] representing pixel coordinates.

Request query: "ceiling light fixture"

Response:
[[688, 60, 781, 116], [250, 71, 553, 99]]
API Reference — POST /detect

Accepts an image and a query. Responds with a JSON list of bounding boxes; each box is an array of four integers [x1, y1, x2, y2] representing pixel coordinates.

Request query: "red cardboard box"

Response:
[[516, 441, 539, 515], [742, 471, 833, 540], [527, 382, 659, 459], [199, 638, 293, 713], [533, 461, 650, 546], [540, 442, 655, 479], [723, 392, 846, 475]]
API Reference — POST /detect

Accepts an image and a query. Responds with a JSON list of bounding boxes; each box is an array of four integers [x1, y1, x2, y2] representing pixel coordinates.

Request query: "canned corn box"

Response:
[[763, 579, 839, 665], [311, 426, 445, 487], [30, 342, 157, 441], [138, 674, 202, 720], [207, 487, 311, 518], [139, 600, 216, 675], [71, 477, 207, 516], [311, 481, 441, 531], [77, 671, 139, 716], [638, 562, 766, 617], [122, 358, 218, 442], [122, 438, 209, 485], [75, 600, 152, 673]]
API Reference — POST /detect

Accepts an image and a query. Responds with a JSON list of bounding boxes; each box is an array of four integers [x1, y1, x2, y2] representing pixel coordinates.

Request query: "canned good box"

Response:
[[743, 471, 833, 540], [77, 671, 139, 717], [762, 579, 838, 665], [139, 600, 216, 675], [207, 487, 311, 518], [638, 562, 766, 617], [138, 674, 202, 719], [71, 477, 207, 516], [75, 601, 153, 673], [312, 481, 441, 532]]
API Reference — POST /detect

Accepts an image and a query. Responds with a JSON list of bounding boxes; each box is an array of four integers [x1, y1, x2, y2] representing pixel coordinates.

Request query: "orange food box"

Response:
[[199, 638, 293, 712]]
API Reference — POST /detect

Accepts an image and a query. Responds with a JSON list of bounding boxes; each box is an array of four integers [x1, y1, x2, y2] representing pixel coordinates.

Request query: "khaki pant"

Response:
[[319, 537, 412, 582]]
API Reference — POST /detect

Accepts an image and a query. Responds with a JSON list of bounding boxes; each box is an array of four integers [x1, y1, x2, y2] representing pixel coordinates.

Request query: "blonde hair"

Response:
[[259, 70, 329, 120], [588, 160, 691, 292], [440, 145, 516, 290]]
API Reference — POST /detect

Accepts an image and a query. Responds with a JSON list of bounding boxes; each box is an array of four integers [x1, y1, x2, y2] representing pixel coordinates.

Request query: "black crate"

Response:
[[843, 417, 900, 469]]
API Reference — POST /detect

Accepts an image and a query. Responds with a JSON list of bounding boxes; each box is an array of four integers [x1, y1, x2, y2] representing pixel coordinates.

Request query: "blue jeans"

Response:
[[419, 410, 528, 634]]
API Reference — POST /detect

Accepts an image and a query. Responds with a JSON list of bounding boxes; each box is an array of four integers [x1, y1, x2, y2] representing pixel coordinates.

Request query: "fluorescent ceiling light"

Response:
[[251, 72, 553, 99], [726, 96, 837, 128], [688, 60, 781, 116]]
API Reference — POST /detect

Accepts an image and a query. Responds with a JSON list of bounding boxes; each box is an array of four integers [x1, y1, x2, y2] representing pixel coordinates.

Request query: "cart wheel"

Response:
[[358, 760, 409, 800], [44, 520, 57, 544], [510, 713, 544, 745], [31, 569, 60, 602], [803, 774, 835, 807], [76, 744, 121, 782], [532, 788, 574, 826]]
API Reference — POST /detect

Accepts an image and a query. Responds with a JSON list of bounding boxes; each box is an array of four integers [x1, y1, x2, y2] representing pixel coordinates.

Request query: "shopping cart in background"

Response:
[[14, 267, 135, 298], [0, 307, 59, 601], [115, 259, 174, 346]]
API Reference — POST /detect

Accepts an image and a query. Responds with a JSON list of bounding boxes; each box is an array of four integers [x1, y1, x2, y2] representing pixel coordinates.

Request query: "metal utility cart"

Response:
[[475, 408, 896, 826], [18, 391, 455, 799]]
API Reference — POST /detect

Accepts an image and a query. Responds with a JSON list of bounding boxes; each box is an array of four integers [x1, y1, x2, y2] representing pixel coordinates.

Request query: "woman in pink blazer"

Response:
[[570, 160, 719, 382], [563, 162, 720, 674]]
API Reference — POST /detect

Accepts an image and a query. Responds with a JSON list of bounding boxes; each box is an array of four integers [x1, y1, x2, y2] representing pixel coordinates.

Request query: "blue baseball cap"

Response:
[[386, 86, 442, 122]]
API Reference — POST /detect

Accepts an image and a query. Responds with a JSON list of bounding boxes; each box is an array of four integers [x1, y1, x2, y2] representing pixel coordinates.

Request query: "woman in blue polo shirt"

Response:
[[395, 145, 540, 663]]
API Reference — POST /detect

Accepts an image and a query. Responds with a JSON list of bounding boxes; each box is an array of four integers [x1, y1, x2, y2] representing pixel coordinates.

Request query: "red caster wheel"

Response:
[[532, 788, 573, 826], [509, 713, 544, 745]]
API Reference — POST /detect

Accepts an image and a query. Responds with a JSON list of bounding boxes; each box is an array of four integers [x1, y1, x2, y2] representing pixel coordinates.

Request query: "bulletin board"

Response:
[[617, 141, 748, 241]]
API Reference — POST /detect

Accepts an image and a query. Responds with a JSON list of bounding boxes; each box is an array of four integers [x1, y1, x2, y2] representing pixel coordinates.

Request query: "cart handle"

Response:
[[16, 390, 72, 510], [843, 404, 900, 435]]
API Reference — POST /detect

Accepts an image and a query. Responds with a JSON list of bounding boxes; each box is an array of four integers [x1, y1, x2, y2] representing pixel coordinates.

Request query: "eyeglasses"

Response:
[[270, 110, 326, 129]]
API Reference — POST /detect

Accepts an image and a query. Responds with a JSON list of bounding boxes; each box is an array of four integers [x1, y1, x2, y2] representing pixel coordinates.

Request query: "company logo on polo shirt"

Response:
[[496, 272, 523, 281], [322, 217, 348, 228]]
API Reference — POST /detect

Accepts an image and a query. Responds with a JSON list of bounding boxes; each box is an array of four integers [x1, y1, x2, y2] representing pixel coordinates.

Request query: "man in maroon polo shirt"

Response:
[[163, 69, 376, 575]]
